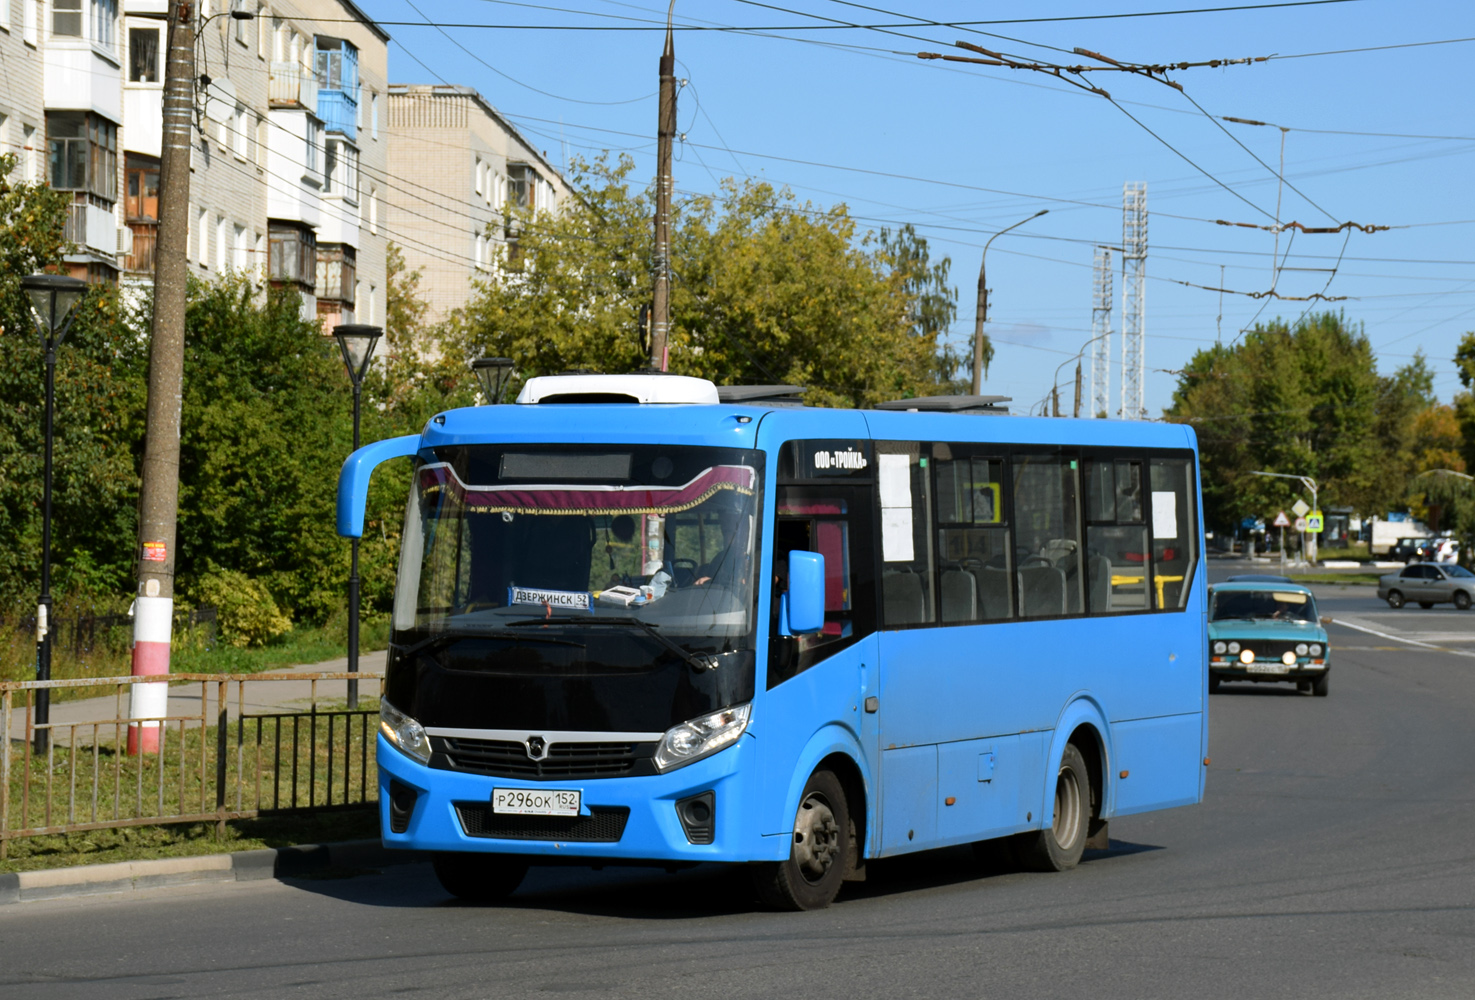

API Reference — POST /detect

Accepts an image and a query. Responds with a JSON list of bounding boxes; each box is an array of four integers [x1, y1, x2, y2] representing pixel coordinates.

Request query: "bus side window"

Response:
[[1013, 454, 1084, 617], [1084, 458, 1149, 613], [935, 452, 1012, 622], [877, 442, 935, 627], [1150, 458, 1198, 609]]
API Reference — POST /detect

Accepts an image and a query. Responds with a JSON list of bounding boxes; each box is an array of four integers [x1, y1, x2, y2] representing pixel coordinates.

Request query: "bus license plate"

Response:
[[1246, 663, 1287, 674], [492, 788, 581, 816]]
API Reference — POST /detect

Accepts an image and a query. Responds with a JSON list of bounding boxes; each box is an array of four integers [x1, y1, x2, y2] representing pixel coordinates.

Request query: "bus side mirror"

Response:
[[337, 434, 422, 537], [779, 551, 826, 635]]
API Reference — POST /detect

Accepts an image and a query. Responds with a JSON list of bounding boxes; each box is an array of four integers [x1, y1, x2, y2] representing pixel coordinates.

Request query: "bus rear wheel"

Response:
[[1015, 744, 1090, 873], [751, 769, 850, 911], [432, 852, 528, 901]]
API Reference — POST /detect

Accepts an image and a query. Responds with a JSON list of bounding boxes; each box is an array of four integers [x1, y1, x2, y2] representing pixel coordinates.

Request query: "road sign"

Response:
[[1272, 511, 1291, 528], [1306, 511, 1324, 533], [1294, 516, 1308, 532], [1291, 498, 1310, 517]]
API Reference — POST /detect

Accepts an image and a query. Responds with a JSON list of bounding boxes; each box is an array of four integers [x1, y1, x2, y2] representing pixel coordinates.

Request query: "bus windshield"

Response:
[[1210, 589, 1316, 623], [393, 443, 762, 653]]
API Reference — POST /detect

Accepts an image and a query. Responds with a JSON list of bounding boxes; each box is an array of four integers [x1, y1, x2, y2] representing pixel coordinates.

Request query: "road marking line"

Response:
[[1330, 618, 1475, 658]]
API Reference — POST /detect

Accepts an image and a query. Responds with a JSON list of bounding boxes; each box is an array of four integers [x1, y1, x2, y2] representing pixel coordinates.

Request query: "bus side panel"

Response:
[[879, 745, 937, 854], [937, 734, 1025, 844], [755, 635, 879, 848], [1110, 713, 1204, 816]]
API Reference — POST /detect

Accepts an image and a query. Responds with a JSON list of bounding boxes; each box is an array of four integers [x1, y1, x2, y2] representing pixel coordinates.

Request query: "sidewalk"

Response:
[[6, 649, 387, 739]]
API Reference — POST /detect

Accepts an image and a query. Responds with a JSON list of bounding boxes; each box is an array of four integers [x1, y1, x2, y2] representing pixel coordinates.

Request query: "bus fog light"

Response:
[[380, 699, 431, 765], [654, 703, 751, 773]]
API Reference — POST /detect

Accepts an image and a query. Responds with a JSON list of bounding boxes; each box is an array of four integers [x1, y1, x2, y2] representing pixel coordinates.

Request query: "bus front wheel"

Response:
[[1015, 743, 1090, 873], [432, 851, 528, 902], [751, 768, 851, 911]]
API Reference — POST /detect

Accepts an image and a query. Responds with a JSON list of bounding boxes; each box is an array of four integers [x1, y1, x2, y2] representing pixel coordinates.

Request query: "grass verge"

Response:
[[0, 810, 380, 874], [1289, 573, 1381, 586]]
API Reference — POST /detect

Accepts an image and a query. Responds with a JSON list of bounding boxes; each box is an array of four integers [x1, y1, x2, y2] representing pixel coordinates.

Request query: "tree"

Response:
[[1166, 312, 1430, 533], [441, 155, 957, 408]]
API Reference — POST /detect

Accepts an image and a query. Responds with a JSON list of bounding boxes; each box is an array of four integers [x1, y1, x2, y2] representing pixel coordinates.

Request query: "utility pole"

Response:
[[129, 1, 195, 755], [649, 8, 677, 371], [1073, 362, 1082, 418], [973, 209, 1047, 395]]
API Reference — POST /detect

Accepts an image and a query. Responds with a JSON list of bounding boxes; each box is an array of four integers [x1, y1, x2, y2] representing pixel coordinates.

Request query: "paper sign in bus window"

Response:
[[879, 454, 915, 562], [1152, 491, 1178, 540]]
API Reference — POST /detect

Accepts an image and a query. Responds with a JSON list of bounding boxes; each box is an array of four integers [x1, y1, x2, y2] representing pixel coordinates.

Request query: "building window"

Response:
[[22, 124, 37, 181], [323, 138, 358, 202], [216, 215, 228, 272], [233, 224, 248, 270], [197, 207, 208, 266], [232, 104, 248, 158], [232, 0, 250, 44], [53, 0, 82, 36], [47, 112, 117, 200], [128, 26, 159, 81], [257, 6, 268, 57], [371, 93, 378, 139], [474, 157, 482, 195], [315, 243, 355, 302], [256, 116, 267, 167], [507, 162, 539, 212], [124, 155, 159, 220], [304, 116, 322, 175], [314, 36, 357, 91], [368, 186, 377, 234], [24, 0, 37, 45], [268, 221, 316, 288], [93, 0, 116, 46]]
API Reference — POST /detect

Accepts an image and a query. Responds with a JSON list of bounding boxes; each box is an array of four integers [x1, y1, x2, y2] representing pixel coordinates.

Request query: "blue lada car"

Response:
[[1208, 581, 1331, 696]]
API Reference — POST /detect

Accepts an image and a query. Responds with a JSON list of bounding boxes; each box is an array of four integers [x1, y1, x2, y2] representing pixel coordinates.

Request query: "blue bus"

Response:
[[338, 373, 1207, 910]]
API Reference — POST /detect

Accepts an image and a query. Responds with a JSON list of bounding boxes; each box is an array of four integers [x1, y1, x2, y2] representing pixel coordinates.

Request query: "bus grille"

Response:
[[454, 804, 631, 842], [431, 737, 654, 780]]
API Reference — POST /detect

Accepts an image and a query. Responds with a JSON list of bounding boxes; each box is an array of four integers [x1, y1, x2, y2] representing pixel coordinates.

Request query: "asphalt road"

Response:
[[3, 562, 1473, 999]]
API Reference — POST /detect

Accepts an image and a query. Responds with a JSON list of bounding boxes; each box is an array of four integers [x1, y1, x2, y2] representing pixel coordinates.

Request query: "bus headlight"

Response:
[[1213, 641, 1227, 655], [654, 703, 751, 773], [380, 699, 431, 765]]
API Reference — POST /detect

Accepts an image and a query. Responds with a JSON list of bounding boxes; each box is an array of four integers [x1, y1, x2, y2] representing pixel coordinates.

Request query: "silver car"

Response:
[[1378, 562, 1475, 610]]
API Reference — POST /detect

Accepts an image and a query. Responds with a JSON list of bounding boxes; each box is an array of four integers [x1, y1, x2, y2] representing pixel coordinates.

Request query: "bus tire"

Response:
[[432, 852, 528, 901], [752, 768, 850, 911], [1015, 744, 1090, 873], [1311, 673, 1329, 697]]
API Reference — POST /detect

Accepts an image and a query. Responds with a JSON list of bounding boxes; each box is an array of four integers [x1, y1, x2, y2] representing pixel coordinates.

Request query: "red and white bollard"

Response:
[[127, 595, 172, 755]]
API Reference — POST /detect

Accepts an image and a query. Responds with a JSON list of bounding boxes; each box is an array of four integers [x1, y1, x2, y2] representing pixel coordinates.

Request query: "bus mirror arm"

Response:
[[337, 434, 423, 537], [779, 551, 826, 636]]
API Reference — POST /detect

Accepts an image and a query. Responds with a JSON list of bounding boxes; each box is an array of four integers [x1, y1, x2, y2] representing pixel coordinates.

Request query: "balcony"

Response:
[[317, 90, 356, 140], [62, 195, 118, 257], [269, 62, 319, 109], [123, 221, 159, 273]]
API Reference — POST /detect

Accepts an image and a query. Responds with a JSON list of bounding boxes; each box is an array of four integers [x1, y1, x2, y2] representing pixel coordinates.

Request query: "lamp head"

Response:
[[471, 357, 515, 404], [332, 324, 382, 386], [19, 274, 88, 346]]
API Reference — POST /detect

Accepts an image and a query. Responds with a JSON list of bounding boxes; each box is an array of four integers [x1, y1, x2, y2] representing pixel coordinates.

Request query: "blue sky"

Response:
[[354, 0, 1475, 416]]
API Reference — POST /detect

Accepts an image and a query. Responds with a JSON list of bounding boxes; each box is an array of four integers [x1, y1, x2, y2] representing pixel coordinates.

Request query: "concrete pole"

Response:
[[130, 2, 195, 755], [650, 19, 676, 371]]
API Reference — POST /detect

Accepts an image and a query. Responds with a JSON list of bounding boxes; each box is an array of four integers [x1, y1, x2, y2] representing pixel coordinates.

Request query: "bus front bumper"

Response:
[[375, 733, 774, 863]]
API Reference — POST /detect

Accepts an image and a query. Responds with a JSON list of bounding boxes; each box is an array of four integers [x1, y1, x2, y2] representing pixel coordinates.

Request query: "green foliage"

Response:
[[442, 155, 957, 408], [188, 567, 293, 647], [1165, 312, 1432, 531]]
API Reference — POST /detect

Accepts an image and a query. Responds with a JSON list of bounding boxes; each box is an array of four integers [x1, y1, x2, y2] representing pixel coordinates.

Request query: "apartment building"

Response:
[[385, 83, 572, 323], [118, 0, 388, 329], [0, 3, 49, 232]]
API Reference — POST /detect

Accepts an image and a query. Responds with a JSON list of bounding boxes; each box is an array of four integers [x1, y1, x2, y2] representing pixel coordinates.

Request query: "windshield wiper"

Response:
[[508, 615, 720, 672], [397, 628, 585, 659]]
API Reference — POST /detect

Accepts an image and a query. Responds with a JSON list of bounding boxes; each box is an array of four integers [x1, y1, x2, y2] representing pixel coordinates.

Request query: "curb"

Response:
[[0, 840, 426, 906]]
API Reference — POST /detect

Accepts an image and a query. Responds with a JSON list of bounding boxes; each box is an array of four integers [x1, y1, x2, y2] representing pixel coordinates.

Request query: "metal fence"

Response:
[[0, 672, 382, 857]]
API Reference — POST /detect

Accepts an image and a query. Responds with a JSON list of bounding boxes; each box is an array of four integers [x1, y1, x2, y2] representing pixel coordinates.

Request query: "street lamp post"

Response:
[[333, 325, 382, 711], [471, 357, 515, 404], [1250, 470, 1319, 565], [973, 209, 1048, 395], [19, 274, 88, 754]]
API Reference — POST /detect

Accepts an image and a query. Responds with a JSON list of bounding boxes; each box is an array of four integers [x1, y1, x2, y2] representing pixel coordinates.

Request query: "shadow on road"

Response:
[[1213, 684, 1313, 697], [275, 837, 1165, 917]]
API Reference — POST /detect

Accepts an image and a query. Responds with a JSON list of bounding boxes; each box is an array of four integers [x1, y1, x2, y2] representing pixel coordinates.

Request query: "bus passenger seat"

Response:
[[940, 568, 978, 623], [977, 565, 1012, 620], [1086, 552, 1113, 613], [883, 569, 928, 625], [1018, 564, 1066, 617]]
